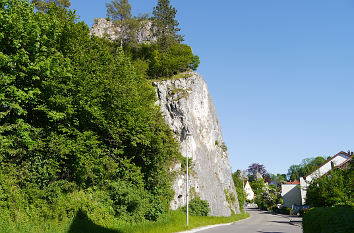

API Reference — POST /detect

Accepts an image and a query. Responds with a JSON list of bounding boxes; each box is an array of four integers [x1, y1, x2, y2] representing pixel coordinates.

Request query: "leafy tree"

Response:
[[147, 43, 200, 78], [32, 0, 70, 11], [306, 167, 353, 207], [270, 173, 287, 186], [106, 0, 132, 22], [287, 156, 327, 181], [152, 0, 183, 49], [247, 163, 271, 182], [250, 178, 266, 196]]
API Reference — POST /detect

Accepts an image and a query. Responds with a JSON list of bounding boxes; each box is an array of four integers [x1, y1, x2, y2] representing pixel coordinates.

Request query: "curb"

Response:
[[175, 214, 251, 233]]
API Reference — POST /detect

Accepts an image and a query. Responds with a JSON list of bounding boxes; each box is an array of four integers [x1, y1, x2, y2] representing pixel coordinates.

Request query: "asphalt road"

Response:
[[196, 208, 302, 233]]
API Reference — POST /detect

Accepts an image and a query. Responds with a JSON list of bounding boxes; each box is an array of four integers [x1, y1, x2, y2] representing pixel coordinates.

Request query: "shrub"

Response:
[[278, 206, 291, 215], [303, 207, 354, 233], [147, 43, 199, 78], [306, 167, 353, 207], [181, 198, 210, 216]]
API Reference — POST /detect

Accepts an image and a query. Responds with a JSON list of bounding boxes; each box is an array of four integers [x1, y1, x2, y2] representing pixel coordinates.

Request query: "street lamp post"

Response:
[[185, 132, 192, 227], [186, 152, 189, 226]]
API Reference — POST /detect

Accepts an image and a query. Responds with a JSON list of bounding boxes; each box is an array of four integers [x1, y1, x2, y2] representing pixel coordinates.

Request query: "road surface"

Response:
[[196, 208, 302, 233]]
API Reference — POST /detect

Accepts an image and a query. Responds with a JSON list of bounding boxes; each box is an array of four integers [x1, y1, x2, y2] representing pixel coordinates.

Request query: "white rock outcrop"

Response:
[[90, 18, 156, 43], [154, 73, 240, 216]]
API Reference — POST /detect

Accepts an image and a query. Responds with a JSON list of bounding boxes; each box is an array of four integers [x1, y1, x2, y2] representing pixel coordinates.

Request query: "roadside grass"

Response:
[[117, 211, 250, 233], [0, 210, 250, 233]]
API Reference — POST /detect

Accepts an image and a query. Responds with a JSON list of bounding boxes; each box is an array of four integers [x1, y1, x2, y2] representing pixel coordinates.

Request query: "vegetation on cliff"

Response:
[[0, 0, 183, 230], [103, 0, 200, 79], [0, 0, 243, 231]]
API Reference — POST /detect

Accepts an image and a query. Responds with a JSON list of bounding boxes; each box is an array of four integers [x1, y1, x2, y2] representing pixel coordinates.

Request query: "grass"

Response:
[[117, 211, 250, 233], [0, 210, 250, 233]]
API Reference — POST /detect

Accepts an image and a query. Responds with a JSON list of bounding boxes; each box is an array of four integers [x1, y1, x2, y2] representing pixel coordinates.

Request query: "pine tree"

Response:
[[152, 0, 183, 49]]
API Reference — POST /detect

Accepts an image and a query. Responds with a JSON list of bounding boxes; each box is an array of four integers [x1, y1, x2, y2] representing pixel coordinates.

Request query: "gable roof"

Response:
[[336, 157, 352, 170], [304, 151, 351, 179]]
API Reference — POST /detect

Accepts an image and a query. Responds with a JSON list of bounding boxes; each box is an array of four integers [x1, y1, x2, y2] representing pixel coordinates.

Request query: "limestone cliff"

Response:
[[90, 18, 156, 43], [154, 73, 240, 216]]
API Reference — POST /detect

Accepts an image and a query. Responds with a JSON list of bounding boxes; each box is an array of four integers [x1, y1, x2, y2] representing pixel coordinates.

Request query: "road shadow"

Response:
[[257, 231, 284, 233], [268, 220, 291, 225], [67, 209, 122, 233]]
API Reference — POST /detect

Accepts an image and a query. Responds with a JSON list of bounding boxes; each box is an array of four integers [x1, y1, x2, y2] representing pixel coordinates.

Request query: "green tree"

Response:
[[152, 0, 183, 49], [106, 0, 132, 22], [250, 178, 266, 196], [306, 167, 354, 207], [32, 0, 70, 11], [287, 156, 327, 181]]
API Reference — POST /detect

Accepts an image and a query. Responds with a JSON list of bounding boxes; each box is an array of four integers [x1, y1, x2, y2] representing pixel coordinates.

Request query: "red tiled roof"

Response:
[[286, 179, 300, 185]]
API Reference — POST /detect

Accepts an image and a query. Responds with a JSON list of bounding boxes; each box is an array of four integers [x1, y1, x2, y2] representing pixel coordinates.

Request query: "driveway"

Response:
[[194, 208, 302, 233]]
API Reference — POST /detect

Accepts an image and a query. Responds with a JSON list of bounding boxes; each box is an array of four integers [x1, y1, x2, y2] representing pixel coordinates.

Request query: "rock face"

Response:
[[154, 73, 240, 216], [90, 18, 156, 43]]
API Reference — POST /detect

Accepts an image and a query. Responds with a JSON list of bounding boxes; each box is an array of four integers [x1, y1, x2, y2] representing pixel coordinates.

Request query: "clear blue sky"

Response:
[[70, 0, 354, 175]]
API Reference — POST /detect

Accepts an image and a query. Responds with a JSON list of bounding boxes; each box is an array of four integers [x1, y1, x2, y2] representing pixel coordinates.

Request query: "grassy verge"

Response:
[[0, 210, 250, 233], [117, 211, 250, 233]]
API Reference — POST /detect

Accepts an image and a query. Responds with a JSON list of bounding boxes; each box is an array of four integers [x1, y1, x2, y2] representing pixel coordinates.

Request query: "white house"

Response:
[[300, 151, 351, 205], [244, 180, 254, 201], [281, 180, 302, 208], [281, 151, 352, 207]]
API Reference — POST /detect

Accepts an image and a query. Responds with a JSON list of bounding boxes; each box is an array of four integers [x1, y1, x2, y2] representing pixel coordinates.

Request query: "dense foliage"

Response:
[[180, 198, 210, 217], [254, 184, 281, 211], [0, 0, 183, 229], [306, 166, 354, 207], [105, 0, 200, 79], [303, 207, 354, 233]]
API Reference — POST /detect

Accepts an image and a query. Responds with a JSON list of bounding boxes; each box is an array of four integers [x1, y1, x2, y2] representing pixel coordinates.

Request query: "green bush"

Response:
[[303, 207, 354, 233], [278, 206, 291, 215], [306, 167, 354, 207], [181, 198, 210, 216], [126, 43, 199, 79]]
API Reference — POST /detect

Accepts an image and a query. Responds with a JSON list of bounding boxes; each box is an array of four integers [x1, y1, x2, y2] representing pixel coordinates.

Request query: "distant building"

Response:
[[281, 151, 352, 208], [244, 180, 255, 201], [281, 180, 301, 208]]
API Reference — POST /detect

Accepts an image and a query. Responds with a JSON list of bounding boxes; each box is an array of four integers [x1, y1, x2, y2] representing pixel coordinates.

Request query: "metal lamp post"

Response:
[[185, 132, 192, 227], [186, 151, 189, 226]]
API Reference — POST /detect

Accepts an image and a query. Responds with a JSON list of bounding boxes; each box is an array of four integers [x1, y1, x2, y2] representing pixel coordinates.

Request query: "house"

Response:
[[281, 151, 352, 208], [244, 180, 255, 201], [300, 151, 352, 205], [281, 180, 301, 208]]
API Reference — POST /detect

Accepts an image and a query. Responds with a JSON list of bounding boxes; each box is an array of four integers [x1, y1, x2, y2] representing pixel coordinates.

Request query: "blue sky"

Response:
[[70, 0, 354, 175]]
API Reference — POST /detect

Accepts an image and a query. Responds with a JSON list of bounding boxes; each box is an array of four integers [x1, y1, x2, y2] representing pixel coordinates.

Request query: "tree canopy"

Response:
[[152, 0, 183, 48], [287, 156, 327, 181], [106, 0, 132, 22], [32, 0, 71, 11]]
